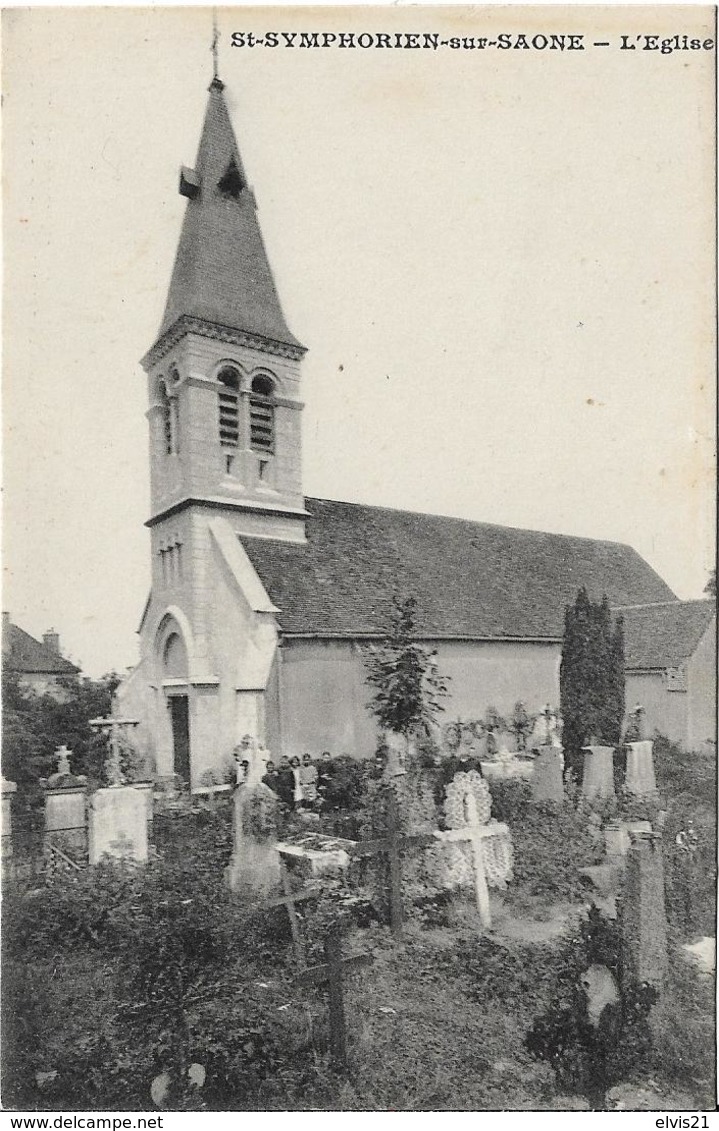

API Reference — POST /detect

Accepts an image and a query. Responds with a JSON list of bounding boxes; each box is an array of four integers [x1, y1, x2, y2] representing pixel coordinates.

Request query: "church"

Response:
[[116, 71, 706, 788]]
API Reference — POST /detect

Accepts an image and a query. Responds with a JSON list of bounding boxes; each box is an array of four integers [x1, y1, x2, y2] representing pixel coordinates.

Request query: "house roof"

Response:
[[4, 623, 79, 676], [156, 79, 303, 351], [615, 599, 716, 671], [241, 497, 676, 639]]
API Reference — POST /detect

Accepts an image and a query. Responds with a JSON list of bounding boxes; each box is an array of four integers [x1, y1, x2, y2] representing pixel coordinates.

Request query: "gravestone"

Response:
[[2, 775, 17, 860], [603, 819, 652, 864], [88, 786, 149, 864], [620, 828, 668, 988], [531, 745, 564, 802], [624, 741, 657, 797], [581, 745, 616, 801], [43, 747, 88, 861], [227, 740, 280, 893]]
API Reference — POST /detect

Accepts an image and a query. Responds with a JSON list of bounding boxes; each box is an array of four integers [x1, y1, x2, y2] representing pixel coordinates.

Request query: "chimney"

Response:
[[43, 629, 60, 655]]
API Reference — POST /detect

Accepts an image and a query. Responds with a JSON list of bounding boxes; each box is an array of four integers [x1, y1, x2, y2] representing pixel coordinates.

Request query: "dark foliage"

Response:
[[524, 907, 658, 1107], [1, 670, 121, 800], [560, 589, 625, 760], [364, 595, 449, 737]]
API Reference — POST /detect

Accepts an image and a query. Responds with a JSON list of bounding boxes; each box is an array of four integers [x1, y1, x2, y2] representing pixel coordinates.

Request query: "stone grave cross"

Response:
[[437, 788, 494, 930], [350, 789, 435, 939], [296, 925, 373, 1070], [462, 791, 492, 930], [237, 734, 271, 787], [89, 716, 139, 786]]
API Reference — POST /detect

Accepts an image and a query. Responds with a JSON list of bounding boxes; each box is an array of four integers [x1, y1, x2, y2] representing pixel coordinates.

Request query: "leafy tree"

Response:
[[704, 569, 716, 598], [364, 596, 449, 738], [560, 589, 625, 762], [1, 670, 121, 795]]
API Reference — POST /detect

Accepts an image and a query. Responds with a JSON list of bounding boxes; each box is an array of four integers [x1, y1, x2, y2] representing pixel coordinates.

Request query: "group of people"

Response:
[[235, 746, 334, 810]]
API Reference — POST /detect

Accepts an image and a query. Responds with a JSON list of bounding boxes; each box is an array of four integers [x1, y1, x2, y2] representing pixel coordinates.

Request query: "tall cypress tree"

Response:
[[560, 588, 626, 761]]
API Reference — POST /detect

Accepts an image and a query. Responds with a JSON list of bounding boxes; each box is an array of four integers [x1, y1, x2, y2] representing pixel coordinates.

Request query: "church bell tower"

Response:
[[142, 75, 307, 546], [125, 70, 307, 789]]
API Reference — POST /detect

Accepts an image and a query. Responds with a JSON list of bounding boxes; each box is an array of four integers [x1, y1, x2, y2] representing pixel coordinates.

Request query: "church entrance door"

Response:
[[169, 695, 191, 784]]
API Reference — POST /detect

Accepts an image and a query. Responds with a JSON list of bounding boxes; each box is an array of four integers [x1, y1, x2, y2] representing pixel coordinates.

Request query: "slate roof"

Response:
[[3, 623, 79, 675], [616, 599, 716, 671], [241, 497, 677, 639], [157, 80, 303, 350]]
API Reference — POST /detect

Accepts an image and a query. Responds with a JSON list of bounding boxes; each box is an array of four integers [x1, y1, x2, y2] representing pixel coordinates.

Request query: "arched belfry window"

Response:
[[250, 375, 275, 454], [218, 366, 240, 447]]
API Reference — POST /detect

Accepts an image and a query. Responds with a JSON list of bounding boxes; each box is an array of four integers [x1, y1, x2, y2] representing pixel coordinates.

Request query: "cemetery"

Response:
[[1, 596, 716, 1113]]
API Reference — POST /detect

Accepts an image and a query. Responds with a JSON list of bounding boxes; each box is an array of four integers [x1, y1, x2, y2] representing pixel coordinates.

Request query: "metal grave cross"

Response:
[[296, 924, 373, 1070], [350, 788, 435, 939], [262, 859, 322, 967], [89, 716, 139, 786]]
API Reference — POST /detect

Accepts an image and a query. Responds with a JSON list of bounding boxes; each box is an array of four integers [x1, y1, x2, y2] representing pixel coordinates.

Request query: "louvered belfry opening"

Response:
[[218, 366, 240, 447], [250, 375, 275, 454], [160, 380, 174, 454]]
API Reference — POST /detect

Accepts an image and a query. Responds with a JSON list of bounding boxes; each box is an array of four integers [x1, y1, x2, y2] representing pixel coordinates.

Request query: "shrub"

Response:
[[524, 907, 658, 1107], [486, 778, 600, 903]]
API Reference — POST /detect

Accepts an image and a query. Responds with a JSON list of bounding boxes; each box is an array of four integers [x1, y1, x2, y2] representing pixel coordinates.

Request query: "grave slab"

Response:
[[581, 745, 616, 801], [624, 740, 657, 797], [531, 745, 564, 802], [88, 785, 149, 864]]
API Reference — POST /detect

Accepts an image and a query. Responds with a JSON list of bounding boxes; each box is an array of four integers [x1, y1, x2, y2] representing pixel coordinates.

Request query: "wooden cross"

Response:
[[89, 716, 139, 786], [440, 791, 492, 930], [262, 859, 321, 967], [350, 788, 434, 939], [296, 925, 373, 1070]]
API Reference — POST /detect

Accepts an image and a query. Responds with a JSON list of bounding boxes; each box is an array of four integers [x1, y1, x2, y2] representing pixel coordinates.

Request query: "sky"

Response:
[[2, 5, 716, 678]]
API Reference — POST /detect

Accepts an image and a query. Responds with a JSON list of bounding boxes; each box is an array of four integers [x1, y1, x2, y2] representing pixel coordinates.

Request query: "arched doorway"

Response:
[[161, 628, 191, 784]]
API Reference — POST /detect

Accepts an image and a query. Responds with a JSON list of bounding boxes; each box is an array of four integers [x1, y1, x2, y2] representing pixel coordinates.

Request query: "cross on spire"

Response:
[[210, 10, 223, 90]]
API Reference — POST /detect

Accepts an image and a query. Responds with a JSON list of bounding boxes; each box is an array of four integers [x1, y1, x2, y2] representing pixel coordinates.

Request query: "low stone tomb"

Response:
[[531, 745, 564, 802], [480, 749, 534, 782], [88, 785, 149, 865], [624, 740, 657, 797], [277, 832, 356, 881], [581, 745, 616, 801]]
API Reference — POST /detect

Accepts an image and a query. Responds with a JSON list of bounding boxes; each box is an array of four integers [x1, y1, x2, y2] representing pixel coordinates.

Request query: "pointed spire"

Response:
[[156, 78, 302, 351]]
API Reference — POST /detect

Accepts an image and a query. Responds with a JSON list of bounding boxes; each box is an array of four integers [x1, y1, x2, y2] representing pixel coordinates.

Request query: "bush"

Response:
[[524, 908, 658, 1107], [487, 780, 600, 903]]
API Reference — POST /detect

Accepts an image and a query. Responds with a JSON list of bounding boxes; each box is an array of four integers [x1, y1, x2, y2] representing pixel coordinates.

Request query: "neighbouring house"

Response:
[[617, 599, 717, 752], [115, 72, 699, 790], [2, 613, 80, 699]]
